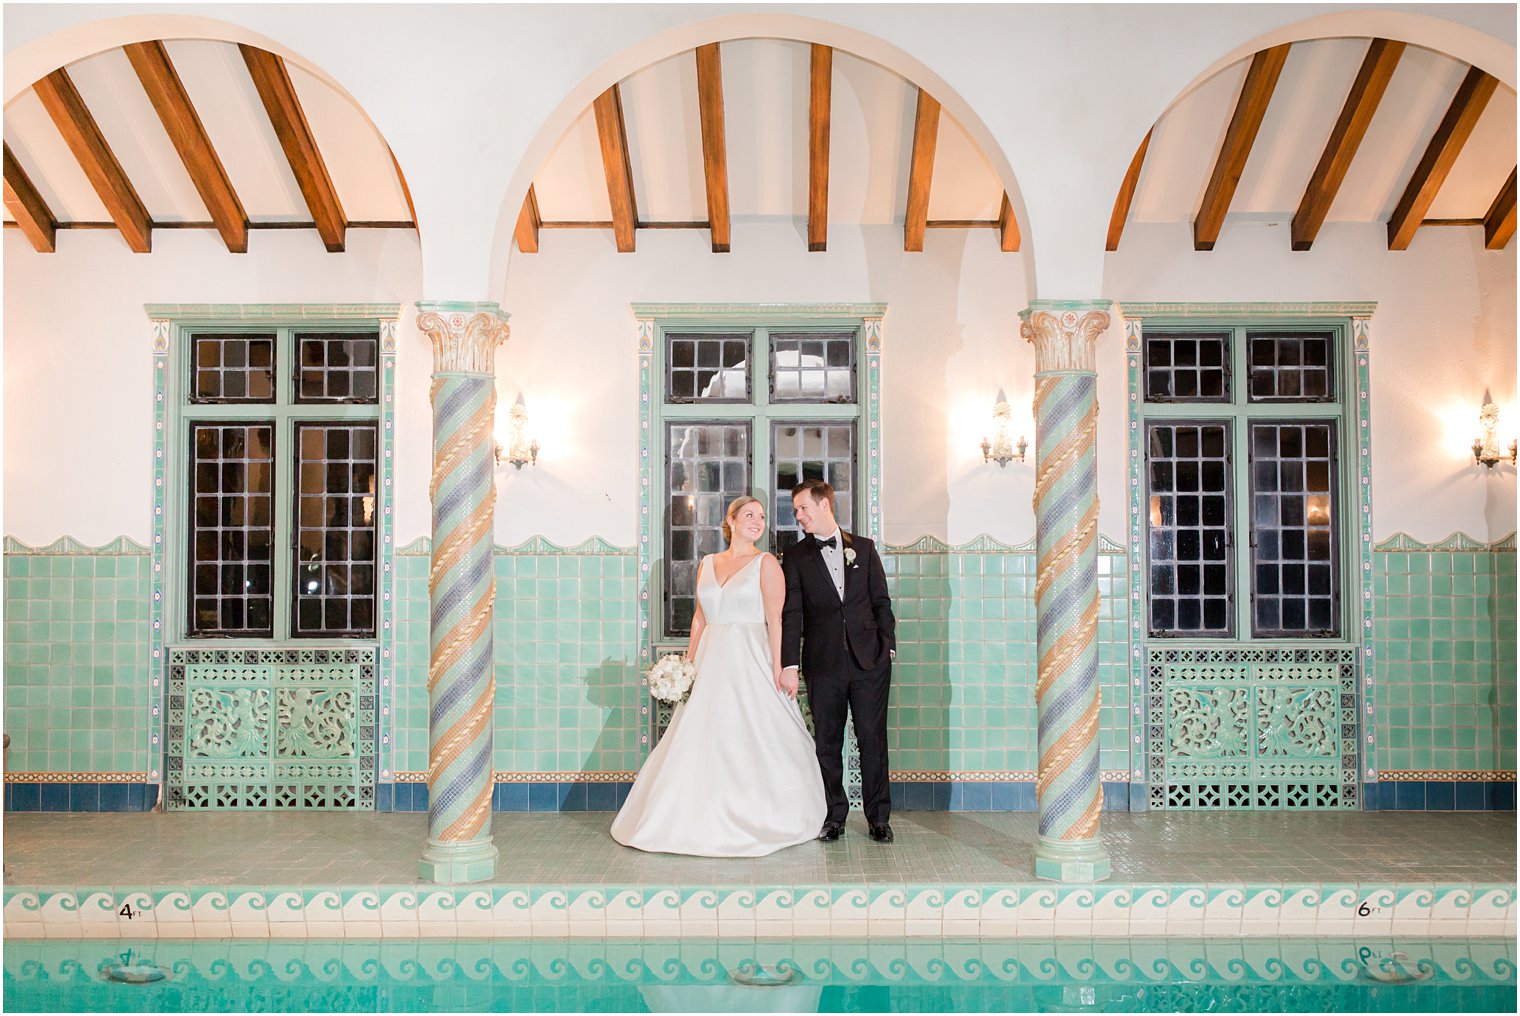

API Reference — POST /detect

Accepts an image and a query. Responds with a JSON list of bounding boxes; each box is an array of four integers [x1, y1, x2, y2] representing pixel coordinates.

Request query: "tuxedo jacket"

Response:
[[781, 531, 897, 676]]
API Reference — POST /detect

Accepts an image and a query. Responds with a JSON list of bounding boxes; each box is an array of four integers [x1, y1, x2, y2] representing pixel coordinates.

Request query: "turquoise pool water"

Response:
[[4, 938, 1514, 1013]]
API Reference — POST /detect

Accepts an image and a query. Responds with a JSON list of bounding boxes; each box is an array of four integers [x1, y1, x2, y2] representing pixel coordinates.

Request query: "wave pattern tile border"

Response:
[[4, 883, 1512, 939]]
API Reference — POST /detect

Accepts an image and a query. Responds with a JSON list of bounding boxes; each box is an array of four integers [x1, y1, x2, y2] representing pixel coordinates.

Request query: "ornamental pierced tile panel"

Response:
[[1256, 687, 1337, 757], [166, 646, 376, 810], [1149, 646, 1357, 810], [1167, 688, 1249, 758]]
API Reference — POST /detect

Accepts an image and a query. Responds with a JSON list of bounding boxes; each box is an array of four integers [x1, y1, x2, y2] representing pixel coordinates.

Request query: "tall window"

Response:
[[1142, 325, 1344, 639], [659, 325, 863, 636], [183, 328, 381, 639]]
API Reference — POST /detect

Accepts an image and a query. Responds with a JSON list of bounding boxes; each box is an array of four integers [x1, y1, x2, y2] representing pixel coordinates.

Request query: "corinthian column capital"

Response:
[[415, 302, 510, 375], [1019, 302, 1111, 373]]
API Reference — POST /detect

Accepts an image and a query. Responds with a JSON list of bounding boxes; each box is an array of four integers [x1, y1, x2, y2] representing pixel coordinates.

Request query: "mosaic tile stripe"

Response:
[[5, 882, 1510, 939]]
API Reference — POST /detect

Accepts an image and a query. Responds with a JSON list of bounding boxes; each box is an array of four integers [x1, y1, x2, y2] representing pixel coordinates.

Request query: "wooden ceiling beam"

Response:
[[904, 88, 941, 252], [1106, 129, 1152, 251], [1193, 44, 1291, 251], [1484, 167, 1516, 250], [239, 44, 346, 252], [808, 45, 832, 252], [125, 40, 248, 253], [592, 84, 637, 253], [33, 67, 152, 253], [3, 143, 58, 252], [694, 43, 731, 254], [514, 184, 541, 253], [1387, 66, 1498, 251], [1292, 39, 1404, 251], [997, 194, 1021, 252]]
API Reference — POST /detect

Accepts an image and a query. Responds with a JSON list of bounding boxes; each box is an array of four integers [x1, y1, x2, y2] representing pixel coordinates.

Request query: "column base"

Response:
[[418, 836, 498, 884], [1033, 834, 1111, 882]]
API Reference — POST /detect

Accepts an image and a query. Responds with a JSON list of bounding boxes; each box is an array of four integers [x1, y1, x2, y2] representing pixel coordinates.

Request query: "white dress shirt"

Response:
[[815, 527, 845, 600]]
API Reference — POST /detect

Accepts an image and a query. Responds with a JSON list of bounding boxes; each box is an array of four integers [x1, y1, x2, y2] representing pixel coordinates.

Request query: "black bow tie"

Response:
[[815, 535, 838, 550]]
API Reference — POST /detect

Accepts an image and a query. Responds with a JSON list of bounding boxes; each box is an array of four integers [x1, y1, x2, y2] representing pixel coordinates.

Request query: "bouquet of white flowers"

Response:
[[646, 653, 696, 703]]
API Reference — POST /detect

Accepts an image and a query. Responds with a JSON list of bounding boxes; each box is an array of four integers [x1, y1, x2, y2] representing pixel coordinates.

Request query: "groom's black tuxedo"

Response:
[[781, 531, 896, 827]]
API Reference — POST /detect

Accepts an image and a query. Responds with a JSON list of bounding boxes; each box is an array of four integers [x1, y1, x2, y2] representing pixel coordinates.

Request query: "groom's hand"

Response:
[[778, 666, 799, 699]]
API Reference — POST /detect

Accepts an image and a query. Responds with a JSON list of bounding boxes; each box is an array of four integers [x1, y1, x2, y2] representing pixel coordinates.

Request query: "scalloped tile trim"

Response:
[[3, 536, 150, 555], [396, 536, 636, 556], [1374, 531, 1517, 552], [4, 882, 1509, 939]]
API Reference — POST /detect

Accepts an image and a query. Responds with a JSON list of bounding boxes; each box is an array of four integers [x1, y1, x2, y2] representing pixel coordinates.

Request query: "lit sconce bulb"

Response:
[[980, 397, 1028, 468], [495, 395, 541, 470], [1471, 401, 1517, 469]]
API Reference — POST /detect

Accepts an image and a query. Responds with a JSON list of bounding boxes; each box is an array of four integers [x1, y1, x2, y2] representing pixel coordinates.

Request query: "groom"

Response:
[[780, 479, 897, 843]]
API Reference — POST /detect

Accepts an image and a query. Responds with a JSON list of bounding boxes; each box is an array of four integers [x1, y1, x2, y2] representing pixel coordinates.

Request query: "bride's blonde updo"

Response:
[[722, 495, 764, 543]]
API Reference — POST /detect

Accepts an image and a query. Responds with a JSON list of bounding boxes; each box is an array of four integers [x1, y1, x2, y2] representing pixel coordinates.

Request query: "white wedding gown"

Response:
[[611, 554, 827, 857]]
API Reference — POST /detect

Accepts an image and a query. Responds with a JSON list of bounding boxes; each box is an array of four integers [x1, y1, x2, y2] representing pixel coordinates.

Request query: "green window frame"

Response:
[[647, 315, 874, 642], [168, 321, 385, 643], [1138, 318, 1357, 643]]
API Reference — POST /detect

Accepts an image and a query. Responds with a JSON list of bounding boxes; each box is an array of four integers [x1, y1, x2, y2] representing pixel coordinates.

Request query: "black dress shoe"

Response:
[[868, 823, 894, 843], [818, 822, 844, 842]]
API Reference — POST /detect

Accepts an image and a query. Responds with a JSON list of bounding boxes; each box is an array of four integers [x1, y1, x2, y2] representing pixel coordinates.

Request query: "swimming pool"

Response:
[[4, 937, 1514, 1012]]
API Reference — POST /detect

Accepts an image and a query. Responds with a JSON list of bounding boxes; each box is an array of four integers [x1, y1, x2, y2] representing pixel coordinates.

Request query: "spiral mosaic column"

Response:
[[416, 303, 509, 884], [1021, 302, 1112, 882]]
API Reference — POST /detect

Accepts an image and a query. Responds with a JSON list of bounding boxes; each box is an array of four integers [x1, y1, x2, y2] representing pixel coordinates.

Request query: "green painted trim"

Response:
[[414, 301, 509, 321], [1374, 531, 1518, 552], [886, 534, 1126, 555], [145, 304, 401, 322], [1118, 302, 1378, 319], [395, 536, 636, 556], [1019, 299, 1112, 318], [3, 536, 149, 555], [630, 302, 887, 321]]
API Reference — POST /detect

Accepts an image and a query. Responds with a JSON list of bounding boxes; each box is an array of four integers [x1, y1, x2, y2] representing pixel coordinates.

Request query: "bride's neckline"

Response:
[[710, 552, 763, 590]]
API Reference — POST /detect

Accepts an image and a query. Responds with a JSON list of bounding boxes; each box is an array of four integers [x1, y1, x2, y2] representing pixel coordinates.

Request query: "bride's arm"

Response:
[[758, 555, 792, 697], [685, 558, 708, 659]]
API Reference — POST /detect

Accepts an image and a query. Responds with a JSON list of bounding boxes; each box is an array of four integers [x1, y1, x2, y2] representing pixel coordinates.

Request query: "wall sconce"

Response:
[[1471, 401, 1516, 469], [980, 397, 1028, 467], [495, 396, 540, 470]]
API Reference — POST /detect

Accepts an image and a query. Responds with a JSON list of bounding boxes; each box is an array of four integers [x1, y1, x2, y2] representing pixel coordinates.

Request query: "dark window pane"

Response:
[[1248, 332, 1334, 403], [667, 332, 751, 403], [1143, 333, 1230, 403], [1249, 421, 1338, 636], [1146, 421, 1232, 636], [189, 334, 276, 404], [187, 423, 274, 636], [291, 422, 379, 637]]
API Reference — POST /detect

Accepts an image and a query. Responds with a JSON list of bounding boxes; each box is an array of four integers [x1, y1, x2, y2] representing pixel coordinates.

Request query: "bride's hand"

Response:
[[776, 667, 798, 699]]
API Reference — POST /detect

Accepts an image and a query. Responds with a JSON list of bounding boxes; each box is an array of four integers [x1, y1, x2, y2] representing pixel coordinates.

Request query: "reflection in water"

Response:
[[3, 937, 1513, 1014]]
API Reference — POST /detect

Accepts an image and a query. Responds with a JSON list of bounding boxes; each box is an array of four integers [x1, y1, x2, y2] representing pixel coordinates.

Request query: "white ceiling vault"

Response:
[[4, 34, 1513, 257], [2, 39, 413, 252]]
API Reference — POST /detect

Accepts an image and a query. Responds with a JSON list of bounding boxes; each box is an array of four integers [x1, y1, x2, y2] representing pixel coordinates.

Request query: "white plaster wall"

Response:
[[2, 227, 423, 545], [1106, 221, 1518, 543]]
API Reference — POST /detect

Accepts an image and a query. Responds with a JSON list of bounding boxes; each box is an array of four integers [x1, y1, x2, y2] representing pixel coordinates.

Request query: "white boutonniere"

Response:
[[844, 547, 857, 566]]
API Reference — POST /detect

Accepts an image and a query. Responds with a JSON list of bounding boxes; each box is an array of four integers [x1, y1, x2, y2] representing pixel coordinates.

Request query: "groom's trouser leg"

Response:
[[807, 676, 850, 825], [848, 661, 892, 827]]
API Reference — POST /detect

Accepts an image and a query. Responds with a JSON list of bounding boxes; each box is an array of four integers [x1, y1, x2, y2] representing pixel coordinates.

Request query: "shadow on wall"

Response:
[[561, 656, 641, 812]]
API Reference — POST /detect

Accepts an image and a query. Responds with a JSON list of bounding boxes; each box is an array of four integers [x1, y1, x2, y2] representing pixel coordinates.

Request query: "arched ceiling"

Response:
[[3, 40, 413, 253], [514, 40, 1018, 256], [1110, 38, 1516, 252]]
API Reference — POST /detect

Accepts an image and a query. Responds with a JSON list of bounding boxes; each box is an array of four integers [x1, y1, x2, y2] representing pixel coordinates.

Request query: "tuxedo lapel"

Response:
[[840, 532, 854, 602]]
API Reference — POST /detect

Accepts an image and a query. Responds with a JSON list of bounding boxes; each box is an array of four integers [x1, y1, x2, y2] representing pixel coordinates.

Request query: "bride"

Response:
[[611, 496, 826, 857]]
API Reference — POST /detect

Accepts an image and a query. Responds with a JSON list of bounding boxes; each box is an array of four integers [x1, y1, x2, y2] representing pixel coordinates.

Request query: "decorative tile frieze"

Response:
[[1380, 770, 1516, 782], [4, 880, 1510, 940], [1375, 531, 1518, 552], [2, 537, 150, 555]]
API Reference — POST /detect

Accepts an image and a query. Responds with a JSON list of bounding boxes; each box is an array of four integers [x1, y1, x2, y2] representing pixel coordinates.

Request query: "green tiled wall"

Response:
[[884, 549, 1130, 775], [1373, 546, 1517, 773], [2, 553, 151, 773], [391, 551, 641, 774], [391, 545, 1131, 778]]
